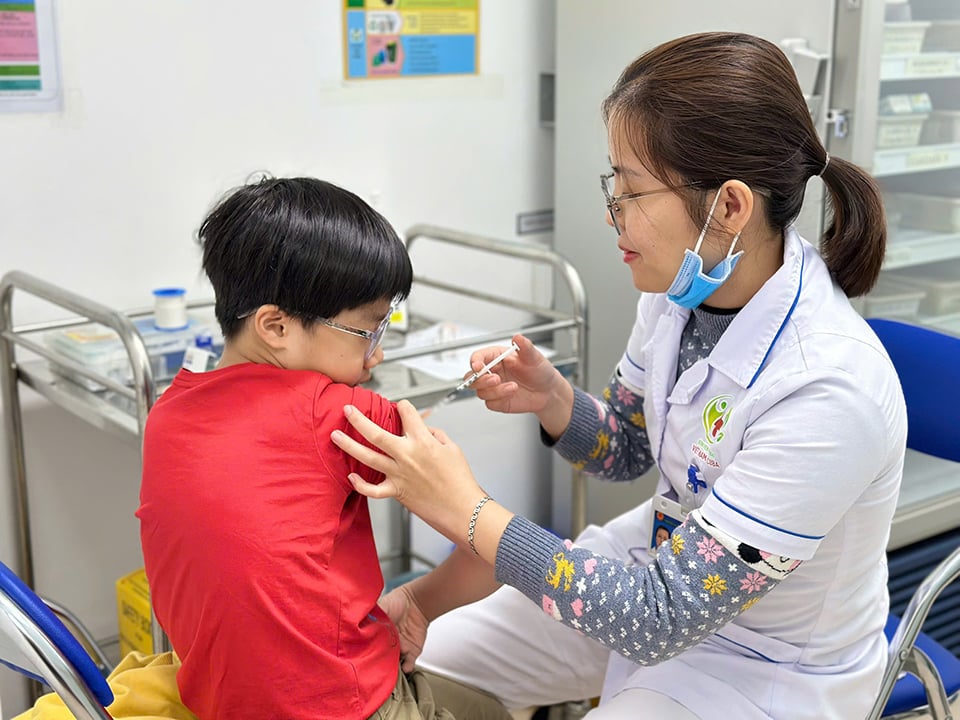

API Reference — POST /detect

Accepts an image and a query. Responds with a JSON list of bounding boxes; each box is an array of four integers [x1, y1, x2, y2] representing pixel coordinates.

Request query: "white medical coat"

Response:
[[603, 226, 907, 717], [420, 227, 907, 719]]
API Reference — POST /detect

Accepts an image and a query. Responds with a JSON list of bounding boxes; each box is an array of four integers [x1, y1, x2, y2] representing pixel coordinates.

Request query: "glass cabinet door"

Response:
[[829, 0, 960, 550], [832, 0, 960, 331]]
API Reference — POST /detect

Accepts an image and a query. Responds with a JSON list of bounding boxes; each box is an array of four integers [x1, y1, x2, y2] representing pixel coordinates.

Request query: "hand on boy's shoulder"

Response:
[[316, 378, 402, 439]]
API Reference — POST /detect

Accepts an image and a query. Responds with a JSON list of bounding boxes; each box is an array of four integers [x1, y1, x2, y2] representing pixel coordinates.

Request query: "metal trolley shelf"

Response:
[[0, 224, 589, 658]]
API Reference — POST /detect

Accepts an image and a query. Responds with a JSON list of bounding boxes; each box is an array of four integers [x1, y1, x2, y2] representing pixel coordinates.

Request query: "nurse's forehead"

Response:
[[607, 154, 644, 176]]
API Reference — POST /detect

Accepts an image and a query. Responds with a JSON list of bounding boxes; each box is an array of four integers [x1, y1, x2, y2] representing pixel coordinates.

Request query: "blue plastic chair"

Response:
[[0, 561, 113, 719], [866, 318, 960, 719]]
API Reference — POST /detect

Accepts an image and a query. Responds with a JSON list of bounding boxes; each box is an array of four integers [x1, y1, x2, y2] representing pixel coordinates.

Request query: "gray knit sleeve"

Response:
[[495, 513, 789, 666], [548, 373, 654, 482]]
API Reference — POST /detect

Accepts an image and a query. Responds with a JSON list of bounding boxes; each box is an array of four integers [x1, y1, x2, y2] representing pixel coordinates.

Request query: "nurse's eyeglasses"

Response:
[[601, 172, 700, 235]]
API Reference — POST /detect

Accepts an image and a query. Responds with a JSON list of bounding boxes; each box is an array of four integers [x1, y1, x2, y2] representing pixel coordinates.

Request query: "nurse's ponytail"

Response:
[[603, 32, 886, 298], [818, 156, 886, 297]]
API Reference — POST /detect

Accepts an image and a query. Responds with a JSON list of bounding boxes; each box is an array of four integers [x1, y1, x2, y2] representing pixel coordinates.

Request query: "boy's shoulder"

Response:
[[315, 379, 397, 426], [155, 364, 398, 427]]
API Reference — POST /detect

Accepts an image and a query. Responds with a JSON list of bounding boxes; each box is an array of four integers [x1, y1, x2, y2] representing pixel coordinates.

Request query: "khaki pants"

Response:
[[368, 669, 512, 720]]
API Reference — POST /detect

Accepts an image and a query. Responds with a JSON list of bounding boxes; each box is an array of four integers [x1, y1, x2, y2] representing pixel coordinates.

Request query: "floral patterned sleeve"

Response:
[[495, 510, 801, 667], [548, 370, 654, 482]]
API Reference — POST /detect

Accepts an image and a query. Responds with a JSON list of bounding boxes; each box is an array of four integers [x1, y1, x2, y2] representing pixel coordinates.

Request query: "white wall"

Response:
[[0, 2, 555, 715]]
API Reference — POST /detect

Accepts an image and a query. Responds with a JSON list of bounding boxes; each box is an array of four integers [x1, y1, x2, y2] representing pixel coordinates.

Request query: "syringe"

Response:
[[427, 341, 520, 414]]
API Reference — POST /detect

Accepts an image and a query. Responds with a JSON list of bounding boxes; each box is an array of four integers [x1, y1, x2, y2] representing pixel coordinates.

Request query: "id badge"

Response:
[[649, 491, 687, 556]]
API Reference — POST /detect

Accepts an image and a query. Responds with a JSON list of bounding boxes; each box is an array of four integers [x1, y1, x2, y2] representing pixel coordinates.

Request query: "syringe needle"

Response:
[[426, 341, 519, 415]]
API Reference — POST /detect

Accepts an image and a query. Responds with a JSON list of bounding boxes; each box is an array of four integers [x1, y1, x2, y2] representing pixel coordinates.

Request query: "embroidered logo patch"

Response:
[[701, 394, 733, 444], [690, 394, 734, 470]]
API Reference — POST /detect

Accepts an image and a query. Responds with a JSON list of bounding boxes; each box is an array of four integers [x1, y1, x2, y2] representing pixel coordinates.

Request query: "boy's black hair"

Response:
[[198, 176, 412, 339]]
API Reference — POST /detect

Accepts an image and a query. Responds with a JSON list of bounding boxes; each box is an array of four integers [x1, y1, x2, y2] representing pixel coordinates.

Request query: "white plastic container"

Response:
[[882, 21, 931, 55], [885, 0, 913, 23], [884, 193, 904, 233], [44, 313, 222, 391], [889, 260, 960, 316], [878, 92, 931, 115], [152, 287, 188, 330], [860, 276, 925, 319], [923, 20, 960, 52], [876, 114, 929, 149], [897, 193, 960, 233]]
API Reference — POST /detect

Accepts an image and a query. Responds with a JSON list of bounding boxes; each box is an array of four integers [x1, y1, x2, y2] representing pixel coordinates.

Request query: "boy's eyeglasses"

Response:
[[236, 300, 398, 361], [317, 308, 394, 362], [601, 172, 699, 235]]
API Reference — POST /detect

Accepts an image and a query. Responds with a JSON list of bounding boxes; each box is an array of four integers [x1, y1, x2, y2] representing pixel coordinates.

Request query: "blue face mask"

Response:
[[666, 190, 743, 309]]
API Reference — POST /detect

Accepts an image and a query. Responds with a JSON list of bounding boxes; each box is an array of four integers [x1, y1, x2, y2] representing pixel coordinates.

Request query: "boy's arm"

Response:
[[381, 546, 500, 671], [408, 545, 500, 620]]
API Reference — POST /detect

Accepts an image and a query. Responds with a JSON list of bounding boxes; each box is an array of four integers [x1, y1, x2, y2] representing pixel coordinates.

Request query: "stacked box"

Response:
[[116, 568, 153, 657]]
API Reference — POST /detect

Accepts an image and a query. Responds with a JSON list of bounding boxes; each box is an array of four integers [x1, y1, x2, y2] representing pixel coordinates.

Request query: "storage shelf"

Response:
[[881, 52, 960, 81], [16, 361, 141, 442], [884, 229, 960, 269], [889, 449, 960, 550], [923, 312, 960, 336], [873, 142, 960, 176]]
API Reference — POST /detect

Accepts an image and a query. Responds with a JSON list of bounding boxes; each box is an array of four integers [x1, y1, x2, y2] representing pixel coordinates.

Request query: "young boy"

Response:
[[137, 176, 453, 720]]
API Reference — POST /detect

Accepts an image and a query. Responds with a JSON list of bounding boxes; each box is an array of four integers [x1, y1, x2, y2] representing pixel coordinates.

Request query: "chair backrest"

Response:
[[0, 561, 113, 720], [865, 318, 960, 719], [867, 318, 960, 462]]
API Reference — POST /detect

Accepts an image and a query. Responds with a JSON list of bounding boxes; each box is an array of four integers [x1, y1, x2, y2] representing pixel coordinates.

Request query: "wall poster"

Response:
[[343, 0, 478, 80], [0, 0, 60, 112]]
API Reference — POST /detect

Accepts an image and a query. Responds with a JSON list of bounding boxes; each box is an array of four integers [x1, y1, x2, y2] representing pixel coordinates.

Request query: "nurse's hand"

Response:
[[379, 585, 428, 673], [469, 334, 574, 438], [331, 400, 507, 553]]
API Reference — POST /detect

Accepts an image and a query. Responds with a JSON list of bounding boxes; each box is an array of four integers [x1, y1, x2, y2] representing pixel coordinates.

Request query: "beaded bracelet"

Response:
[[468, 496, 493, 555]]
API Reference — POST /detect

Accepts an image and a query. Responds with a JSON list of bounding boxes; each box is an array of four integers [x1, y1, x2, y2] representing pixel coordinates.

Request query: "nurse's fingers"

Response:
[[331, 407, 398, 474], [333, 400, 439, 472], [348, 472, 398, 500], [331, 428, 393, 477], [428, 425, 452, 444], [395, 399, 434, 440], [511, 333, 541, 362], [474, 379, 519, 400]]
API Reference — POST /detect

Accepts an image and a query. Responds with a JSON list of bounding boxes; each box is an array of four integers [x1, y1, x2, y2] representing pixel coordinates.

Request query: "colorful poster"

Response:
[[0, 0, 60, 111], [343, 0, 478, 80]]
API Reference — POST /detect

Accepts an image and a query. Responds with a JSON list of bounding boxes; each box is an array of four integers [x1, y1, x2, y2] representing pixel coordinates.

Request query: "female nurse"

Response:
[[331, 31, 907, 720]]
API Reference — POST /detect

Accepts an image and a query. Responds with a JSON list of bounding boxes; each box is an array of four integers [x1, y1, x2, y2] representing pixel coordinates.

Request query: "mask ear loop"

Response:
[[695, 189, 744, 261], [726, 231, 742, 258], [692, 190, 724, 256]]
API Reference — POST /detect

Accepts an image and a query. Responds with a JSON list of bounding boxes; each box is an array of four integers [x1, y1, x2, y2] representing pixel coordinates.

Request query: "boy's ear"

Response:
[[252, 305, 290, 349]]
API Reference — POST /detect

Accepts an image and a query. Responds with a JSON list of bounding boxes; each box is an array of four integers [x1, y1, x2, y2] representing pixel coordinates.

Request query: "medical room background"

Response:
[[2, 0, 960, 716], [0, 3, 560, 712]]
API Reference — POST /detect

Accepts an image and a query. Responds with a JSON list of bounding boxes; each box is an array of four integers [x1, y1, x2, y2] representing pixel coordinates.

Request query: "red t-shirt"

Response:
[[138, 363, 401, 720]]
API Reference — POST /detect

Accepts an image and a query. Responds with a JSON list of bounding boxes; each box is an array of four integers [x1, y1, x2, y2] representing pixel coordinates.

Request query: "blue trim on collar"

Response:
[[747, 248, 804, 389], [711, 488, 824, 540]]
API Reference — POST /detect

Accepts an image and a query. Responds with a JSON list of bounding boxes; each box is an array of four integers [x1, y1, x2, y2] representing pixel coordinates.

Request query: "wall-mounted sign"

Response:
[[0, 0, 60, 112], [343, 0, 478, 80]]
